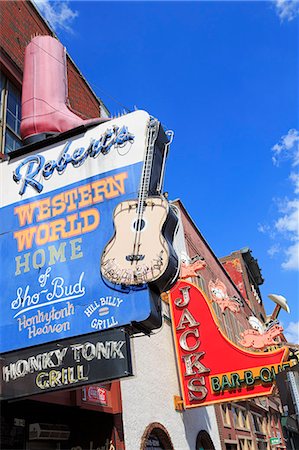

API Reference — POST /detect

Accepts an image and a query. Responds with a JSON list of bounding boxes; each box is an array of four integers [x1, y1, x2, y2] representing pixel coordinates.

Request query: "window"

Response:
[[253, 414, 261, 432], [236, 320, 246, 339], [223, 310, 235, 342], [196, 430, 216, 450], [247, 441, 253, 450], [193, 274, 207, 294], [238, 439, 253, 450], [145, 434, 165, 450], [232, 406, 238, 425], [212, 301, 222, 322], [0, 72, 22, 154], [141, 424, 174, 450], [225, 311, 245, 345], [231, 405, 250, 430], [262, 417, 267, 434], [257, 441, 267, 450], [238, 408, 249, 429], [225, 445, 237, 450], [221, 404, 231, 426], [252, 414, 265, 434], [238, 439, 245, 450], [266, 416, 271, 436]]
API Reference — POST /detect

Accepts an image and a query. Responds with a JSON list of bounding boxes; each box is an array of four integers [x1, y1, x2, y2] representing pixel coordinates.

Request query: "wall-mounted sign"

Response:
[[208, 278, 241, 313], [240, 322, 284, 350], [180, 255, 206, 279], [0, 327, 132, 400], [100, 118, 179, 292], [82, 385, 108, 405], [0, 111, 168, 353], [270, 437, 281, 445], [169, 281, 290, 408], [222, 258, 248, 303]]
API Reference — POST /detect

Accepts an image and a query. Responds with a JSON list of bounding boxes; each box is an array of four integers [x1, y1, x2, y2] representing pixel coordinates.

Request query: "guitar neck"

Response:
[[137, 118, 159, 214]]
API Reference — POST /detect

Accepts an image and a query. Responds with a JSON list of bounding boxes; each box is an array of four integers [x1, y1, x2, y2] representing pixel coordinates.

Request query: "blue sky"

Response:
[[34, 0, 298, 342]]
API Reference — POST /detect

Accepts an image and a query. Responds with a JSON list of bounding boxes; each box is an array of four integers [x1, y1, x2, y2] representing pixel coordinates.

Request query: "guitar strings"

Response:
[[131, 119, 159, 283], [132, 121, 154, 268]]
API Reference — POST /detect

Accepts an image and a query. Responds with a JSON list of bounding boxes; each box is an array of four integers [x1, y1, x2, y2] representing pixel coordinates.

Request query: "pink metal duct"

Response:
[[20, 36, 108, 144]]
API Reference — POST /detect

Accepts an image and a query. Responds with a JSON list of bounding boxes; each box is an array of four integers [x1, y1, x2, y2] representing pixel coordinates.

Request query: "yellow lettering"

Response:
[[14, 202, 38, 226], [80, 208, 100, 233], [36, 372, 49, 389], [64, 189, 78, 212], [52, 192, 66, 217], [36, 198, 51, 221], [49, 370, 61, 387], [14, 227, 37, 251], [35, 223, 50, 246], [111, 172, 128, 195], [77, 184, 92, 208]]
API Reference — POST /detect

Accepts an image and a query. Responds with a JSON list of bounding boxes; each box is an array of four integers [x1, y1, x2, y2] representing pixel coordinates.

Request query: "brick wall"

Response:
[[175, 200, 254, 332], [0, 0, 101, 119]]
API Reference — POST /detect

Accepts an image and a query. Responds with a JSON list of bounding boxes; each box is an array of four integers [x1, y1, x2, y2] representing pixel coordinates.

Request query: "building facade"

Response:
[[0, 2, 291, 450], [276, 363, 299, 450]]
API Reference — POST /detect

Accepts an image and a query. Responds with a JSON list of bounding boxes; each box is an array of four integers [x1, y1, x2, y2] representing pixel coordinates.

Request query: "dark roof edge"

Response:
[[220, 247, 264, 286]]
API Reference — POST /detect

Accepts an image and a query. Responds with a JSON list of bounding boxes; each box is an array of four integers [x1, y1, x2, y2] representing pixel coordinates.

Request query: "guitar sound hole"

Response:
[[133, 219, 146, 231]]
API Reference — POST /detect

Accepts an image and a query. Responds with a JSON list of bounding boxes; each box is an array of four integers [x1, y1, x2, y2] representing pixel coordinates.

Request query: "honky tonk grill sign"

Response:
[[0, 328, 132, 400], [169, 281, 290, 408]]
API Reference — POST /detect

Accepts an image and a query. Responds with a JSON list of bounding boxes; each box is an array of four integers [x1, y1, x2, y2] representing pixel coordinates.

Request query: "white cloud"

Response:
[[268, 244, 280, 257], [273, 196, 299, 271], [272, 128, 299, 167], [34, 0, 78, 33], [260, 129, 299, 271], [284, 321, 299, 344], [281, 241, 299, 270], [290, 172, 299, 194], [275, 199, 299, 235], [258, 223, 270, 234], [274, 0, 299, 22]]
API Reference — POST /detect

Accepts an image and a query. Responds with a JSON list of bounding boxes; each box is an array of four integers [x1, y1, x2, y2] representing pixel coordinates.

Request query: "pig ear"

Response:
[[248, 316, 265, 334], [216, 279, 226, 291]]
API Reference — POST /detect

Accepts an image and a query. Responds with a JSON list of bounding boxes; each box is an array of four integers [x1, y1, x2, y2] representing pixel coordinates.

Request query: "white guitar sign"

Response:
[[100, 117, 179, 292]]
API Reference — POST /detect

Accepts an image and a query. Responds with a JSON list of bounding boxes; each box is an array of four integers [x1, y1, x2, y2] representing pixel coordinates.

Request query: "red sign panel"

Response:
[[222, 259, 248, 303], [169, 281, 289, 408], [82, 385, 108, 405]]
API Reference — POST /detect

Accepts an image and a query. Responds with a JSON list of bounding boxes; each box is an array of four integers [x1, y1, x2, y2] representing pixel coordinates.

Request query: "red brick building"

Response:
[[0, 0, 108, 156]]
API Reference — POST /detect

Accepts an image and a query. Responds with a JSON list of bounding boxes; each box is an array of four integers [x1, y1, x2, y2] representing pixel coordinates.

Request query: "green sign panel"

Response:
[[270, 437, 281, 445]]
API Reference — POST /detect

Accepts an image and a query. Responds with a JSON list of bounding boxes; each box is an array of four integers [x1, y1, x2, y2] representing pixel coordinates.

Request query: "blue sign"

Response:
[[0, 111, 161, 353]]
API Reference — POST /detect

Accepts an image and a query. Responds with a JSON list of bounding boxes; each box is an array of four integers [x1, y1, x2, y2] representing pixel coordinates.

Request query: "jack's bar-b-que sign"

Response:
[[0, 111, 165, 353], [169, 281, 290, 408], [0, 327, 132, 400]]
